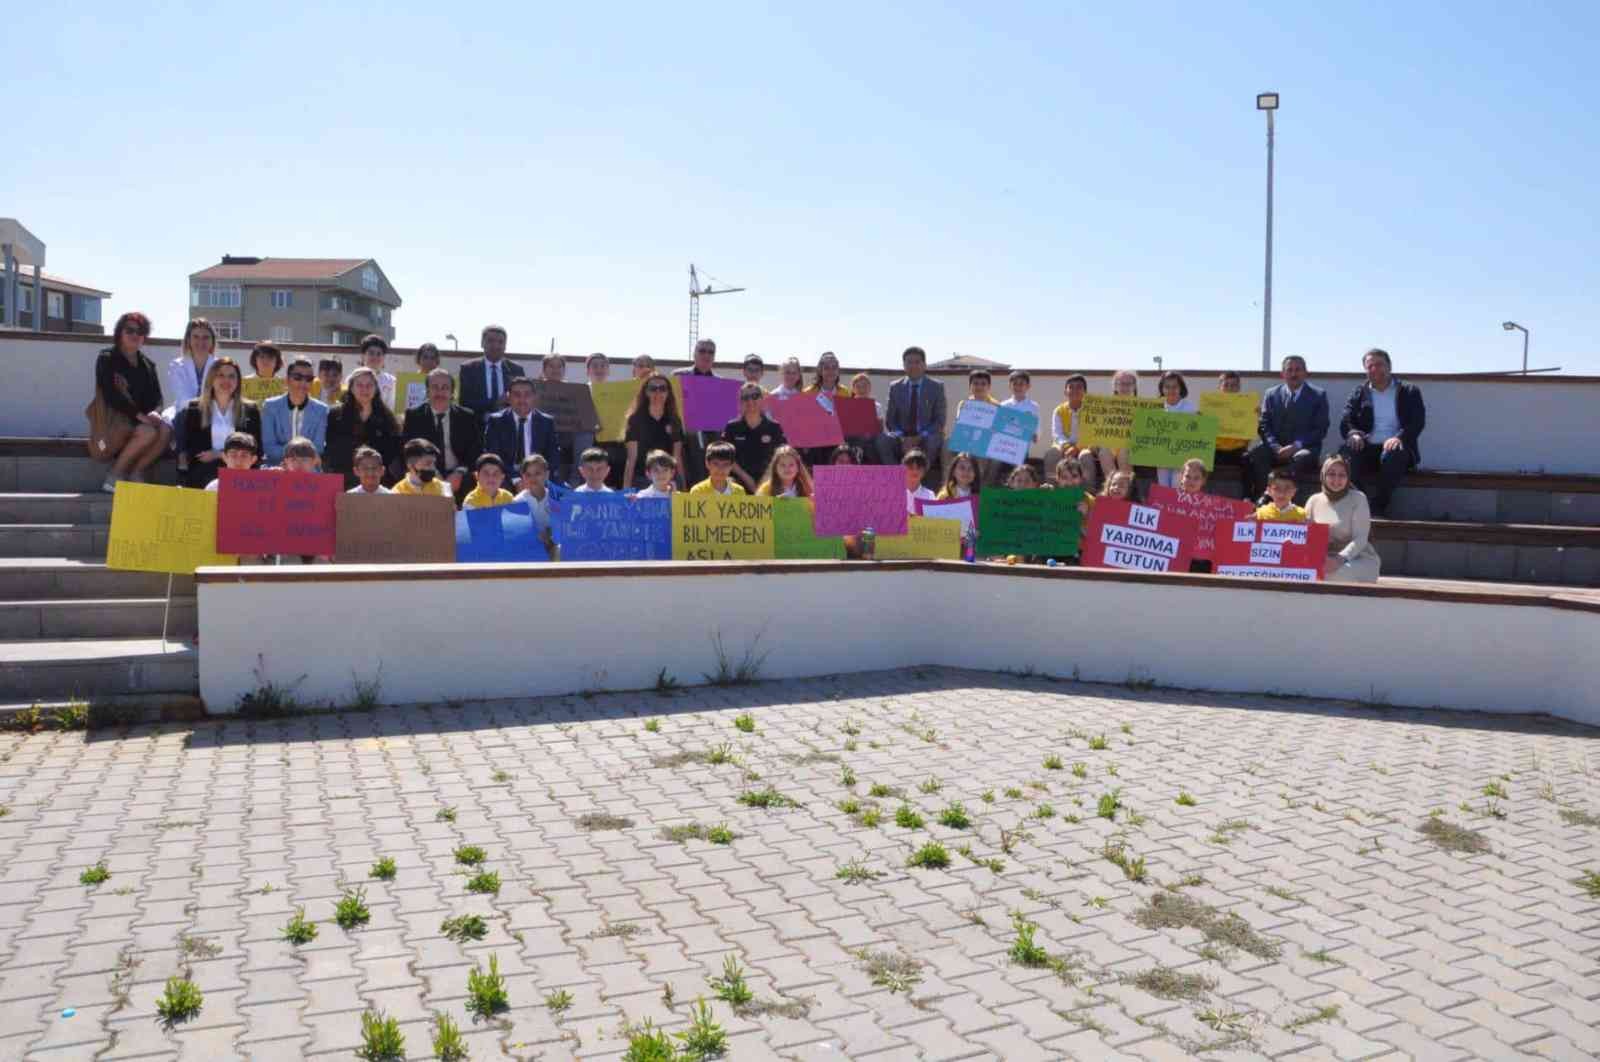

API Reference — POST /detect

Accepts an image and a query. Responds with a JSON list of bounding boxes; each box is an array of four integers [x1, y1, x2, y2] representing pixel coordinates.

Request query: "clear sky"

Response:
[[8, 1, 1597, 373]]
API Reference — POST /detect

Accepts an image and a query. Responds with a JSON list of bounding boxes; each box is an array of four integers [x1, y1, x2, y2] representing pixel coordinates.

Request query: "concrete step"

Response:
[[0, 493, 112, 524], [0, 453, 177, 493], [0, 524, 108, 559], [1371, 520, 1600, 586], [0, 558, 194, 599], [0, 638, 198, 700], [0, 598, 197, 639]]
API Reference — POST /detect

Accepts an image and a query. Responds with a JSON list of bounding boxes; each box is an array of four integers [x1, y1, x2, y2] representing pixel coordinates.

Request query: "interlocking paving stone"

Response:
[[0, 666, 1596, 1058]]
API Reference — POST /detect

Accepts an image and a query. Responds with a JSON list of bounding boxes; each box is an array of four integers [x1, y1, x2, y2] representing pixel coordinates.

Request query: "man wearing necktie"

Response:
[[875, 346, 948, 485], [403, 367, 482, 498], [483, 377, 557, 490], [459, 324, 527, 422]]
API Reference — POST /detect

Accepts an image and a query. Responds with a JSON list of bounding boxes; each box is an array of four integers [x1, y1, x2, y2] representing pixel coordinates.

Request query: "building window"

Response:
[[47, 292, 64, 319], [71, 295, 102, 324], [191, 283, 241, 308], [361, 266, 379, 293], [271, 289, 292, 309], [18, 286, 33, 312], [214, 321, 241, 340], [269, 326, 294, 342]]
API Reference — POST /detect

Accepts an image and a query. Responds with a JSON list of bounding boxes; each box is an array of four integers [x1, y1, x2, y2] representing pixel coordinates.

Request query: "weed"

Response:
[[1009, 912, 1052, 967], [705, 823, 735, 845], [867, 782, 896, 798], [156, 976, 203, 1024], [858, 948, 922, 993], [545, 988, 574, 1013], [369, 856, 397, 881], [450, 845, 489, 869], [676, 997, 728, 1058], [1284, 1004, 1341, 1031], [1087, 896, 1109, 909], [355, 1009, 405, 1061], [1127, 965, 1214, 1001], [79, 861, 111, 886], [737, 787, 796, 809], [938, 802, 971, 829], [1043, 755, 1064, 771], [624, 1020, 678, 1062], [1560, 807, 1600, 827], [1207, 818, 1252, 846], [1101, 841, 1148, 882], [654, 668, 680, 696], [1480, 800, 1507, 820], [705, 626, 770, 687], [1088, 734, 1110, 751], [53, 701, 89, 730], [918, 775, 943, 794], [1305, 948, 1340, 964], [1096, 790, 1122, 820], [1175, 792, 1196, 807], [465, 870, 501, 895], [441, 914, 489, 942], [840, 765, 857, 788], [893, 804, 924, 829], [1482, 780, 1509, 799], [1105, 763, 1120, 777], [836, 797, 861, 815], [710, 954, 754, 1006], [179, 933, 221, 960], [0, 806, 7, 818], [644, 718, 662, 735], [282, 907, 318, 945], [733, 712, 756, 733], [1576, 869, 1600, 899], [335, 887, 371, 929], [1417, 817, 1490, 855], [840, 718, 861, 736], [436, 805, 458, 823], [491, 769, 512, 783], [594, 921, 641, 939], [237, 658, 306, 718], [906, 842, 951, 869], [1134, 892, 1281, 959], [348, 670, 383, 712], [961, 847, 1005, 872], [431, 1012, 468, 1061], [1197, 1007, 1251, 1035], [1070, 763, 1088, 779], [466, 953, 510, 1018], [1003, 786, 1024, 799], [703, 742, 737, 766], [576, 812, 635, 831], [1034, 803, 1059, 821], [999, 825, 1032, 854], [858, 807, 883, 828], [1120, 722, 1133, 734], [980, 789, 995, 803], [835, 859, 883, 884]]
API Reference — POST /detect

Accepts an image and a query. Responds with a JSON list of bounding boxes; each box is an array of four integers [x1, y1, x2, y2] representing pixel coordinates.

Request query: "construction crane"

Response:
[[688, 264, 744, 354]]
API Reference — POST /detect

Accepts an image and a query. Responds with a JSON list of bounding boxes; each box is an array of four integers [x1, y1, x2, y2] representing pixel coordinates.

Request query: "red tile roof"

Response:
[[189, 258, 371, 281]]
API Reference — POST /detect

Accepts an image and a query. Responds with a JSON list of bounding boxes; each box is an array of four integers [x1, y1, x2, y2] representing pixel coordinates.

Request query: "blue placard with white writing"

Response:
[[948, 403, 1039, 465], [551, 493, 671, 560], [455, 502, 546, 563]]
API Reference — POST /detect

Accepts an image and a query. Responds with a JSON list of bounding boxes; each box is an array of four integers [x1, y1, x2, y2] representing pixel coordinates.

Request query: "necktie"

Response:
[[290, 404, 302, 437], [909, 382, 920, 435], [517, 417, 527, 462], [490, 362, 501, 405]]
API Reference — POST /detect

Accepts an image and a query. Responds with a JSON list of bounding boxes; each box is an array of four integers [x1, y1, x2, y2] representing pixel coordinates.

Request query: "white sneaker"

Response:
[[101, 474, 120, 494]]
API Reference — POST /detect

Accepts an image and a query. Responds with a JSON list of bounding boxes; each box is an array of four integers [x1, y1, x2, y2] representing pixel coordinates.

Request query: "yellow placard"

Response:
[[672, 493, 775, 560], [592, 381, 640, 443], [1198, 392, 1259, 440], [1077, 395, 1163, 449], [875, 515, 961, 559], [106, 483, 238, 574], [241, 377, 287, 404], [394, 371, 459, 410]]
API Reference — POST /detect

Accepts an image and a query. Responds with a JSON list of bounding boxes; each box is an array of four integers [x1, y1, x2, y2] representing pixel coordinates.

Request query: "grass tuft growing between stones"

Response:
[[1134, 892, 1281, 960], [1126, 964, 1215, 1001], [576, 812, 635, 831], [1417, 817, 1490, 855], [857, 947, 922, 993]]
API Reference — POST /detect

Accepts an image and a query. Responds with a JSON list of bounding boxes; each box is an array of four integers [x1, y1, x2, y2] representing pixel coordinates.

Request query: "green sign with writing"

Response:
[[977, 487, 1084, 557], [1130, 409, 1219, 470], [772, 497, 847, 560]]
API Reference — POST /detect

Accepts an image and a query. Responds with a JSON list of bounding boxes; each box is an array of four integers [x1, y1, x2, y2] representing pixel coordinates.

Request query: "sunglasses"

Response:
[[122, 327, 148, 337], [646, 385, 669, 394]]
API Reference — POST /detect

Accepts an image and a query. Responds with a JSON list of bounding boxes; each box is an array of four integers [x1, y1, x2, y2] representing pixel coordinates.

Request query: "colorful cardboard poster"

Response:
[[1213, 519, 1329, 581], [215, 469, 342, 555], [240, 377, 287, 404], [762, 392, 844, 448], [1129, 409, 1219, 470], [672, 493, 775, 560], [395, 371, 459, 410], [772, 497, 846, 559], [1144, 484, 1255, 560], [1198, 392, 1259, 439], [106, 483, 238, 574], [976, 487, 1084, 557], [811, 465, 908, 537], [1077, 395, 1163, 449], [835, 397, 881, 436], [948, 402, 1039, 465], [1080, 497, 1199, 573], [455, 502, 546, 562], [680, 375, 743, 432], [591, 380, 642, 443], [551, 493, 671, 560], [915, 495, 978, 539], [875, 516, 962, 559], [333, 493, 456, 563], [534, 380, 602, 434]]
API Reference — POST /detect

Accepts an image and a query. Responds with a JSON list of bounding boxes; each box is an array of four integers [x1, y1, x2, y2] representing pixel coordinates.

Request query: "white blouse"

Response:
[[209, 402, 236, 451]]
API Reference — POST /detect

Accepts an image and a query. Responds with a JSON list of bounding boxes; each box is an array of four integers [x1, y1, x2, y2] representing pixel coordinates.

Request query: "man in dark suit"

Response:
[[483, 377, 558, 489], [402, 368, 483, 497], [1244, 354, 1329, 502], [458, 324, 527, 422], [874, 346, 948, 481], [1340, 347, 1426, 516]]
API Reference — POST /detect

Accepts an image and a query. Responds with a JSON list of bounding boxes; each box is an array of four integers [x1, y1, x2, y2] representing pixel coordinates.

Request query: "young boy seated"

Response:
[[573, 446, 614, 492], [347, 445, 392, 494], [463, 454, 515, 509], [689, 441, 746, 495], [634, 449, 677, 499], [1256, 467, 1308, 521], [204, 432, 259, 490], [512, 453, 555, 554], [393, 438, 451, 497], [903, 449, 935, 513]]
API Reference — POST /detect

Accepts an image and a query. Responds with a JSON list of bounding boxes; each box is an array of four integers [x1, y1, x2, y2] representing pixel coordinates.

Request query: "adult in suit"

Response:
[[1339, 347, 1426, 516], [458, 324, 527, 422], [874, 346, 948, 483], [261, 356, 329, 464], [403, 368, 483, 496], [483, 377, 558, 489], [179, 357, 263, 488], [1243, 355, 1329, 502]]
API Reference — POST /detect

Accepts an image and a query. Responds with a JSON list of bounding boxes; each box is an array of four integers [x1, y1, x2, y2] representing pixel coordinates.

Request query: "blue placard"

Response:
[[455, 502, 547, 563], [551, 493, 671, 560], [948, 403, 1039, 465]]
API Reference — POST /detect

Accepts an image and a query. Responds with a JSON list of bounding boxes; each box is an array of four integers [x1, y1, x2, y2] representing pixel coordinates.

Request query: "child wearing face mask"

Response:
[[393, 438, 451, 497]]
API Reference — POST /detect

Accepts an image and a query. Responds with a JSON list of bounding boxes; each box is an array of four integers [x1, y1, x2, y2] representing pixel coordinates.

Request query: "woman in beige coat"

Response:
[[1305, 455, 1380, 583]]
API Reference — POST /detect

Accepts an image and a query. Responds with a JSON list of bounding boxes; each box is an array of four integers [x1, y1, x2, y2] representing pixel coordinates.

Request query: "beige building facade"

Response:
[[186, 256, 402, 345]]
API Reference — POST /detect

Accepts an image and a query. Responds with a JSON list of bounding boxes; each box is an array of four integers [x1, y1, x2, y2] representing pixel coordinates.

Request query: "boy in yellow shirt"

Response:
[[393, 438, 452, 498], [462, 454, 515, 509], [1255, 468, 1308, 521], [689, 441, 747, 495]]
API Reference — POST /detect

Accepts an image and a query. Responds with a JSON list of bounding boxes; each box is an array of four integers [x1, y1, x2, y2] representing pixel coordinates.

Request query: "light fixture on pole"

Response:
[[445, 332, 459, 351], [1502, 321, 1528, 374], [1152, 355, 1164, 373], [1257, 91, 1279, 373]]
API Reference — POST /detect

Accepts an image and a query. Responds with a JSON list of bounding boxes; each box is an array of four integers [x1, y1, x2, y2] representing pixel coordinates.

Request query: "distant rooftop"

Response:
[[190, 256, 372, 282], [929, 353, 1011, 371], [8, 263, 111, 299]]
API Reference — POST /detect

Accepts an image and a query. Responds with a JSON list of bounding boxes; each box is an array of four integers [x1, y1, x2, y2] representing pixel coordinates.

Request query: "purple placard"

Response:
[[680, 375, 743, 432], [812, 465, 908, 537]]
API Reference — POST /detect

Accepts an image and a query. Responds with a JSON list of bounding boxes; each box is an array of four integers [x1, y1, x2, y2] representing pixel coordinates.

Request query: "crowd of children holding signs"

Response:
[[96, 314, 1410, 586]]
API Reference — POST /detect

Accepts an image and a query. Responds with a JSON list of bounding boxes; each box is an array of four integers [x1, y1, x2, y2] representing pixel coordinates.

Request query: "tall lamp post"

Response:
[[1502, 321, 1528, 374], [1257, 92, 1279, 373], [445, 332, 459, 351]]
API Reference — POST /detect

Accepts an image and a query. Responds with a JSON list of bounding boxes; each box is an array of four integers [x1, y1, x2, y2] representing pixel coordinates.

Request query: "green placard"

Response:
[[977, 487, 1083, 557], [773, 497, 847, 560], [1129, 409, 1219, 470]]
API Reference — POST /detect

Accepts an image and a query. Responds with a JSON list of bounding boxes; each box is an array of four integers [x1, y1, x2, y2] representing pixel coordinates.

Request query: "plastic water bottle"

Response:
[[860, 527, 876, 560]]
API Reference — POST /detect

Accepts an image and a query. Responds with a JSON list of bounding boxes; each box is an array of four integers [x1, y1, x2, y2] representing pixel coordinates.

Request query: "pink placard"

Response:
[[1144, 484, 1255, 560], [812, 465, 907, 536], [835, 397, 881, 436], [680, 375, 743, 432], [762, 392, 845, 449]]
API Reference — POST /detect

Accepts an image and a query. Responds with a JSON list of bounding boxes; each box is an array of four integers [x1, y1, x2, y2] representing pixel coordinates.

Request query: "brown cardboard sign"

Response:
[[533, 381, 602, 434], [334, 493, 456, 563]]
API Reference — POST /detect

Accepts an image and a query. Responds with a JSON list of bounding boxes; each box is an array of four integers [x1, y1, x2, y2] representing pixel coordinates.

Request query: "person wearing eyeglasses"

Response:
[[94, 311, 169, 492], [622, 372, 685, 490], [720, 384, 787, 492], [672, 338, 720, 485], [262, 355, 330, 464]]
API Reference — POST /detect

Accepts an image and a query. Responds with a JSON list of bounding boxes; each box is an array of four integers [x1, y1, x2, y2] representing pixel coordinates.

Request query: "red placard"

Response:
[[216, 468, 343, 555], [1212, 519, 1329, 581], [834, 397, 882, 437], [1080, 497, 1199, 573], [1145, 485, 1255, 560], [762, 392, 845, 448]]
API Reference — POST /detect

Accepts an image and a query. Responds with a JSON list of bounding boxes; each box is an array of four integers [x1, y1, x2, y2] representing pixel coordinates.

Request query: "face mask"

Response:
[[417, 468, 437, 483]]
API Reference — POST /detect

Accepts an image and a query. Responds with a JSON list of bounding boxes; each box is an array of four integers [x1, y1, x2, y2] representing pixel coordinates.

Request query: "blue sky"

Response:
[[8, 1, 1597, 372]]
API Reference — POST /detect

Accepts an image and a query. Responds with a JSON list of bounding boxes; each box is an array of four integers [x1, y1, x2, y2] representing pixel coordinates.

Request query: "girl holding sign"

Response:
[[1097, 369, 1140, 485], [1154, 372, 1197, 489], [755, 445, 814, 498]]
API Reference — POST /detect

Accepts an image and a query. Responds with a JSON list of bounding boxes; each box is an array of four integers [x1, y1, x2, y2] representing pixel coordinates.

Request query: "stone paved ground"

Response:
[[0, 667, 1596, 1061]]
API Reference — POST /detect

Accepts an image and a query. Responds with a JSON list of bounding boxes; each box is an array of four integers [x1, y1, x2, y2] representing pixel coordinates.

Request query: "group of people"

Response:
[[93, 313, 1422, 582]]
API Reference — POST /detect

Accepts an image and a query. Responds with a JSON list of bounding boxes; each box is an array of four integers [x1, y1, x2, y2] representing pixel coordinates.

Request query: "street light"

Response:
[[1502, 321, 1528, 374], [445, 332, 459, 351], [1256, 92, 1279, 373]]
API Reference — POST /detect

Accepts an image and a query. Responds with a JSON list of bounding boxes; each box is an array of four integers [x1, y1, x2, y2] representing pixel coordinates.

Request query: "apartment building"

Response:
[[1, 218, 110, 333], [186, 256, 402, 345]]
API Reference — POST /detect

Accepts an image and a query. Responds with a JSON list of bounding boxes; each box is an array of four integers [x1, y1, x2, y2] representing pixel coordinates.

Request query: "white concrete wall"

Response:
[[198, 563, 1599, 727]]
